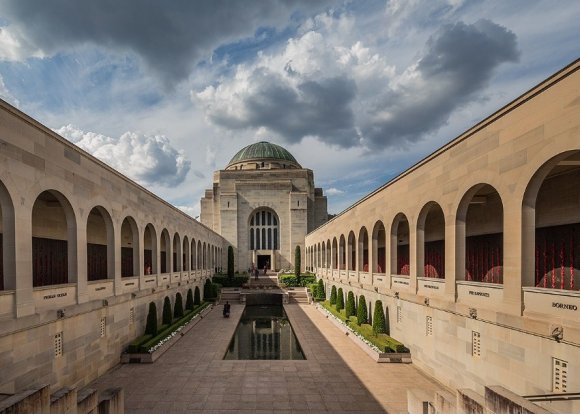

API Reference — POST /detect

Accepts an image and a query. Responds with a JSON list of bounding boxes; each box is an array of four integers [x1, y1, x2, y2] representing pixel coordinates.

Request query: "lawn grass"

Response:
[[322, 301, 408, 353]]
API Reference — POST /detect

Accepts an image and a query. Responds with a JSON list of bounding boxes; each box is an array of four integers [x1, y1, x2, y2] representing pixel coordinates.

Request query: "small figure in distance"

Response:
[[145, 265, 151, 275], [223, 301, 230, 318]]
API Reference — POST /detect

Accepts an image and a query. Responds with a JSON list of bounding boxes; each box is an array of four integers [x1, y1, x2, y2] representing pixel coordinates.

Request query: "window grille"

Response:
[[100, 317, 106, 338], [54, 332, 63, 357], [553, 358, 568, 393], [249, 209, 279, 250], [472, 331, 481, 357], [426, 316, 433, 336], [129, 307, 135, 324], [397, 306, 402, 323]]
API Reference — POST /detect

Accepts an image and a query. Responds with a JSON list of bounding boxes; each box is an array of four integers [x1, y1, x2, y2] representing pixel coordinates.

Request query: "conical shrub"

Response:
[[162, 296, 172, 326], [194, 286, 201, 305], [145, 302, 158, 336], [185, 288, 194, 311], [345, 291, 356, 318], [357, 295, 367, 325], [336, 287, 344, 311], [317, 279, 326, 300], [203, 279, 212, 299], [372, 300, 386, 335], [330, 285, 337, 305], [174, 292, 184, 318]]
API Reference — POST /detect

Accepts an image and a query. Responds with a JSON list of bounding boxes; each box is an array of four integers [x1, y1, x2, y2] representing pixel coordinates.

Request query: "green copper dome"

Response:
[[227, 141, 300, 168]]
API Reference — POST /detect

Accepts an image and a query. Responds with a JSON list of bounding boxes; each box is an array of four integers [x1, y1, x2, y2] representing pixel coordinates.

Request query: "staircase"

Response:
[[287, 287, 309, 304], [220, 288, 242, 304]]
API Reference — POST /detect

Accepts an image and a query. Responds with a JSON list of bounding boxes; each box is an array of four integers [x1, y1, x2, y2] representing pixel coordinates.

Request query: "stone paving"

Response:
[[91, 302, 448, 413]]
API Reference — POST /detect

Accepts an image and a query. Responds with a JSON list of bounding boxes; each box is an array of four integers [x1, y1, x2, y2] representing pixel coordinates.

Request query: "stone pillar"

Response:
[[76, 216, 88, 305], [408, 218, 418, 293], [502, 199, 524, 315], [14, 207, 35, 317], [113, 220, 122, 295], [445, 214, 457, 300]]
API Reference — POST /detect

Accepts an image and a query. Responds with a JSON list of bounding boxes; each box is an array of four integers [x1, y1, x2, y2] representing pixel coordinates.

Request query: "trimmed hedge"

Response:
[[345, 291, 356, 318], [279, 274, 316, 287], [127, 302, 210, 353], [372, 300, 386, 335], [295, 245, 301, 280], [308, 283, 318, 298], [186, 289, 194, 311], [317, 279, 326, 301], [145, 302, 157, 336], [357, 295, 367, 325], [212, 275, 249, 287], [162, 296, 172, 326], [330, 285, 337, 305], [194, 286, 201, 305], [336, 287, 344, 311], [174, 292, 184, 318], [227, 245, 234, 278], [322, 301, 408, 353]]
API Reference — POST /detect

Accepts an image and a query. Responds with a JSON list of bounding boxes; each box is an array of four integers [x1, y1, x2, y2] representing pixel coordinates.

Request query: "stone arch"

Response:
[[0, 180, 15, 290], [191, 238, 196, 271], [86, 206, 114, 281], [183, 235, 190, 272], [249, 207, 280, 251], [338, 234, 346, 270], [417, 202, 445, 278], [120, 216, 139, 277], [358, 227, 368, 272], [160, 228, 171, 274], [390, 213, 410, 276], [371, 221, 386, 273], [31, 190, 77, 287], [347, 231, 356, 271], [331, 237, 338, 269], [172, 232, 181, 272], [456, 184, 504, 283], [522, 150, 580, 289], [144, 223, 157, 275]]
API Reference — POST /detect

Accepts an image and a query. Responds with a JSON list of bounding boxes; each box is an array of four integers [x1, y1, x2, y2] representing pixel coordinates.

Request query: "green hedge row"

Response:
[[212, 275, 249, 287], [279, 274, 316, 287], [322, 298, 408, 353], [127, 302, 210, 353]]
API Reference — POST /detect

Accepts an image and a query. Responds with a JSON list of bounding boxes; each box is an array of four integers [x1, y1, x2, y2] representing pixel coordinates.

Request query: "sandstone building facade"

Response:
[[201, 141, 327, 272], [305, 59, 580, 412]]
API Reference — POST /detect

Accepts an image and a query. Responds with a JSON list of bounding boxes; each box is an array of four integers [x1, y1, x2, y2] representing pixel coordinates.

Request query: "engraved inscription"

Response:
[[469, 290, 490, 297]]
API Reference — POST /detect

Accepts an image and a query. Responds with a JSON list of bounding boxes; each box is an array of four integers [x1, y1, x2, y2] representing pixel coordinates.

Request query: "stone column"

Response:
[[444, 213, 457, 300], [409, 218, 418, 293], [76, 215, 88, 304], [113, 220, 123, 295], [14, 207, 34, 317], [502, 199, 524, 316]]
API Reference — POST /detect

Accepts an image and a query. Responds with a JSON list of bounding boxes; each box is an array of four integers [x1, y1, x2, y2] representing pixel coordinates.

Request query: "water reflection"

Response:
[[224, 305, 306, 360]]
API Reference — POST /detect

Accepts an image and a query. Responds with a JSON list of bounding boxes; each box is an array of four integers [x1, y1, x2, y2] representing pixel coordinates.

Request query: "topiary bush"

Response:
[[308, 283, 318, 299], [162, 296, 172, 326], [336, 287, 344, 311], [194, 286, 201, 305], [345, 291, 356, 318], [372, 300, 386, 335], [185, 288, 194, 311], [295, 245, 301, 281], [279, 274, 315, 287], [357, 295, 367, 325], [330, 285, 337, 305], [174, 292, 184, 318], [317, 279, 326, 301], [227, 246, 234, 279], [145, 302, 158, 336], [203, 279, 212, 299]]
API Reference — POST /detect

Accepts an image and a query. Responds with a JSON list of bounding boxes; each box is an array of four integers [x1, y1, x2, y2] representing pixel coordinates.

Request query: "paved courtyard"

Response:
[[91, 302, 448, 413]]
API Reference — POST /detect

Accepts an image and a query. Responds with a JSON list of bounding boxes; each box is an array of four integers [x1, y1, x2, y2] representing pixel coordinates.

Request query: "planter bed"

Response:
[[121, 303, 213, 363], [315, 303, 411, 363]]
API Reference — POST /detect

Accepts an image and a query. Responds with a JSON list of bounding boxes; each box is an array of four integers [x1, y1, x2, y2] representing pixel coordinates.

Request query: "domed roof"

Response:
[[227, 141, 300, 168]]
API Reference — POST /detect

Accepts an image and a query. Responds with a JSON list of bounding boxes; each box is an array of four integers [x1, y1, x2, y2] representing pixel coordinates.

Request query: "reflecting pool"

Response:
[[223, 305, 306, 360]]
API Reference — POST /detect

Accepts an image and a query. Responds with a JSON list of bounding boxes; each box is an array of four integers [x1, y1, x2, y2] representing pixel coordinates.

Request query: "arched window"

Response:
[[249, 209, 279, 250]]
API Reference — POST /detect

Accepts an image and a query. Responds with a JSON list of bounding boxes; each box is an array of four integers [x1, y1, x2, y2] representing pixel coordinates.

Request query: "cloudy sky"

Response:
[[0, 1, 578, 217]]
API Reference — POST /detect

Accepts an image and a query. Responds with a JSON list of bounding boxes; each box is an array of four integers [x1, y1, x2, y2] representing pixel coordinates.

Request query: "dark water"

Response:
[[223, 305, 306, 360]]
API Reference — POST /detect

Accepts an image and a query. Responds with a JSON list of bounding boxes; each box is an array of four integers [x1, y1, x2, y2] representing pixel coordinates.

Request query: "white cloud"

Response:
[[176, 205, 198, 219], [326, 187, 344, 196], [0, 26, 44, 61], [55, 124, 190, 186]]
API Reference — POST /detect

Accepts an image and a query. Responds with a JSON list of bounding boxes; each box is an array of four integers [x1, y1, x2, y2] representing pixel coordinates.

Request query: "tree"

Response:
[[330, 285, 337, 305], [162, 296, 172, 326], [295, 245, 301, 281], [336, 287, 344, 312], [227, 246, 234, 279], [357, 295, 367, 325], [194, 286, 201, 305], [203, 279, 212, 299], [345, 291, 356, 318], [185, 288, 194, 311], [372, 300, 387, 335], [145, 302, 158, 336], [317, 279, 325, 300], [174, 292, 184, 318]]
